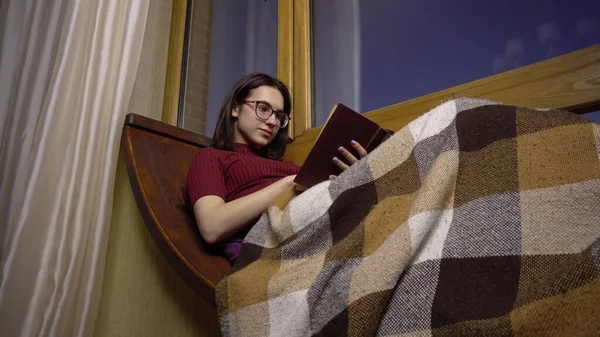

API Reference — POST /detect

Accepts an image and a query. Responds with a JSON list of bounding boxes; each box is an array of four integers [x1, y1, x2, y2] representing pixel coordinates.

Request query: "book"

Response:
[[293, 103, 394, 189]]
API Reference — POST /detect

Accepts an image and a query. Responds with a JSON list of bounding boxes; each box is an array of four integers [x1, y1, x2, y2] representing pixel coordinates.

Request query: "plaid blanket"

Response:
[[216, 98, 600, 336]]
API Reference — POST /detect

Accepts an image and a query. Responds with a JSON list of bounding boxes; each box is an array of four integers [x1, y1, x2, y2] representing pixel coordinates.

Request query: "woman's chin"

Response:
[[249, 137, 269, 148], [254, 134, 273, 147]]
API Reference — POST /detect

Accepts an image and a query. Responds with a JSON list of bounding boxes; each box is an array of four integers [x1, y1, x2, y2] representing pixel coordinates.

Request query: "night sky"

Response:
[[357, 0, 600, 112], [205, 1, 600, 135]]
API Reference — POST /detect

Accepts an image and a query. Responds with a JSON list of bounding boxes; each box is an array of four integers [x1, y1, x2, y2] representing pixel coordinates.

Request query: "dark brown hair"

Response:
[[210, 72, 292, 160]]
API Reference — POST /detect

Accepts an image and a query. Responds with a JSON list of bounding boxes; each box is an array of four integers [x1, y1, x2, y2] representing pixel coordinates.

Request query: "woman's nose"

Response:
[[265, 113, 277, 126]]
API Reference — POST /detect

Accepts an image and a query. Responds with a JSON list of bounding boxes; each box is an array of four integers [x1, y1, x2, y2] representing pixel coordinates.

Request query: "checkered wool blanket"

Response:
[[216, 98, 600, 336]]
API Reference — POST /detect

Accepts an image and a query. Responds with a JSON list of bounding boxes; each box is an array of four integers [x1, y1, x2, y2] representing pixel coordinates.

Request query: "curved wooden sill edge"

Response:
[[120, 113, 232, 308]]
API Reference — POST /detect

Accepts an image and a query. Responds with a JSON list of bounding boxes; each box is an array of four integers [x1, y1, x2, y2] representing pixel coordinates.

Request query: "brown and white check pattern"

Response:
[[216, 98, 600, 337]]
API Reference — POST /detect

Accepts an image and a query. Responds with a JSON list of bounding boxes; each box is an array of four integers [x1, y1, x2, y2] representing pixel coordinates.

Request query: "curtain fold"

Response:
[[206, 0, 278, 137], [0, 0, 149, 336], [312, 0, 361, 126]]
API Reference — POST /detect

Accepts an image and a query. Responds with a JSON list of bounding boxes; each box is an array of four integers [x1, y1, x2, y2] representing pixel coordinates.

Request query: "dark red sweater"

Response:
[[185, 143, 300, 261]]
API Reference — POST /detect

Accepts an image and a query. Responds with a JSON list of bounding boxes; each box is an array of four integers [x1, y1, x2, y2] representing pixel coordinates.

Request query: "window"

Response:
[[311, 0, 600, 126], [179, 0, 279, 136]]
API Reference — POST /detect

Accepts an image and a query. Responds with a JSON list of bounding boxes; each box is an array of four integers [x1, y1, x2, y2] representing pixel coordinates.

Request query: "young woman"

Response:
[[185, 73, 365, 262]]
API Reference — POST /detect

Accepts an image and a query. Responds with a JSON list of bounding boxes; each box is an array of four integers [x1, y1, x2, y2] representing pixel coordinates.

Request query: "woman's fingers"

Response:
[[332, 156, 349, 171], [332, 141, 368, 172], [351, 140, 368, 158], [338, 146, 358, 164]]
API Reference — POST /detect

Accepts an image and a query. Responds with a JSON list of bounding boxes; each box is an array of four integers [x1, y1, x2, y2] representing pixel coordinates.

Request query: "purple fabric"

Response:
[[221, 238, 244, 263]]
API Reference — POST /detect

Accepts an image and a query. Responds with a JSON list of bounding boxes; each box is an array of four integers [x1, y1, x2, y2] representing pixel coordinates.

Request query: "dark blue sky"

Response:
[[583, 111, 600, 123], [358, 0, 600, 112]]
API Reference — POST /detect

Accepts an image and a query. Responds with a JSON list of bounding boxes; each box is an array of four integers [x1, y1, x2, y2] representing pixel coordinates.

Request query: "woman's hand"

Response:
[[330, 140, 367, 179], [282, 174, 298, 188]]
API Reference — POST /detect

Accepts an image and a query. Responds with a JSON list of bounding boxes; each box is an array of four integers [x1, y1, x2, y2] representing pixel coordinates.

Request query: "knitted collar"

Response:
[[234, 142, 262, 157]]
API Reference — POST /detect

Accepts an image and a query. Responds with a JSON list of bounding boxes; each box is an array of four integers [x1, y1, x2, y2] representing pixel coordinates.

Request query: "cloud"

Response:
[[505, 39, 525, 57], [577, 18, 597, 36], [537, 22, 561, 59], [493, 55, 506, 73], [545, 46, 558, 58], [492, 38, 525, 73], [538, 22, 560, 44]]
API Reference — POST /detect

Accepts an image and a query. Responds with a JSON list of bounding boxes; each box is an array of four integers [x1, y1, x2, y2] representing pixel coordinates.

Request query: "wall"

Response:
[[183, 0, 213, 135], [94, 0, 220, 336]]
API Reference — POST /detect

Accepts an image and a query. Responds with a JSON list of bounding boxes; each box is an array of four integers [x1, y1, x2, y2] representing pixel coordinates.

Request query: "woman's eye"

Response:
[[258, 105, 269, 112]]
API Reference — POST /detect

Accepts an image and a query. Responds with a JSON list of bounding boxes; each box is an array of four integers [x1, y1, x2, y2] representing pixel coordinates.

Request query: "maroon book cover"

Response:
[[294, 104, 393, 188]]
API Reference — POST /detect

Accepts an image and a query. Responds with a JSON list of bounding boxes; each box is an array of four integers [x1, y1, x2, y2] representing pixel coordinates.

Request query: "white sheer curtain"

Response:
[[0, 0, 149, 336], [244, 0, 279, 76], [312, 0, 361, 126], [205, 0, 278, 137]]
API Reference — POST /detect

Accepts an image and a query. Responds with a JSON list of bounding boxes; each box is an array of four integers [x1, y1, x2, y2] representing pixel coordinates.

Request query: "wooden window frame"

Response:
[[162, 0, 188, 126], [278, 0, 312, 139]]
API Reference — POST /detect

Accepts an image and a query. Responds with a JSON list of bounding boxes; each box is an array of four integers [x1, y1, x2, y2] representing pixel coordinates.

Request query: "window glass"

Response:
[[583, 111, 600, 123], [312, 0, 600, 126]]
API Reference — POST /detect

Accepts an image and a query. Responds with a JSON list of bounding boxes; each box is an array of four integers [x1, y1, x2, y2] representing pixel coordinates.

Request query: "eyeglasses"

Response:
[[243, 100, 290, 128]]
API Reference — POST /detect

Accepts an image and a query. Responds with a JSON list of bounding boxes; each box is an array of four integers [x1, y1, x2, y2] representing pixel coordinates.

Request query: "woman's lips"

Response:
[[259, 129, 272, 137]]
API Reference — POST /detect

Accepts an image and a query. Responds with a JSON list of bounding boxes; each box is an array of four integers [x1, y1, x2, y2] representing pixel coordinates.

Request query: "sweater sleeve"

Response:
[[185, 149, 227, 208]]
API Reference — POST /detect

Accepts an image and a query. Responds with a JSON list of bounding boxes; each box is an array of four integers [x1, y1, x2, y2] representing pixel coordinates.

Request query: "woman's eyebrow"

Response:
[[254, 99, 284, 112]]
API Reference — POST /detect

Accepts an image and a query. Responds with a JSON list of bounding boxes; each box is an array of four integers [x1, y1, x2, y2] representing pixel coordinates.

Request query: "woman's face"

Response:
[[232, 85, 284, 148]]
